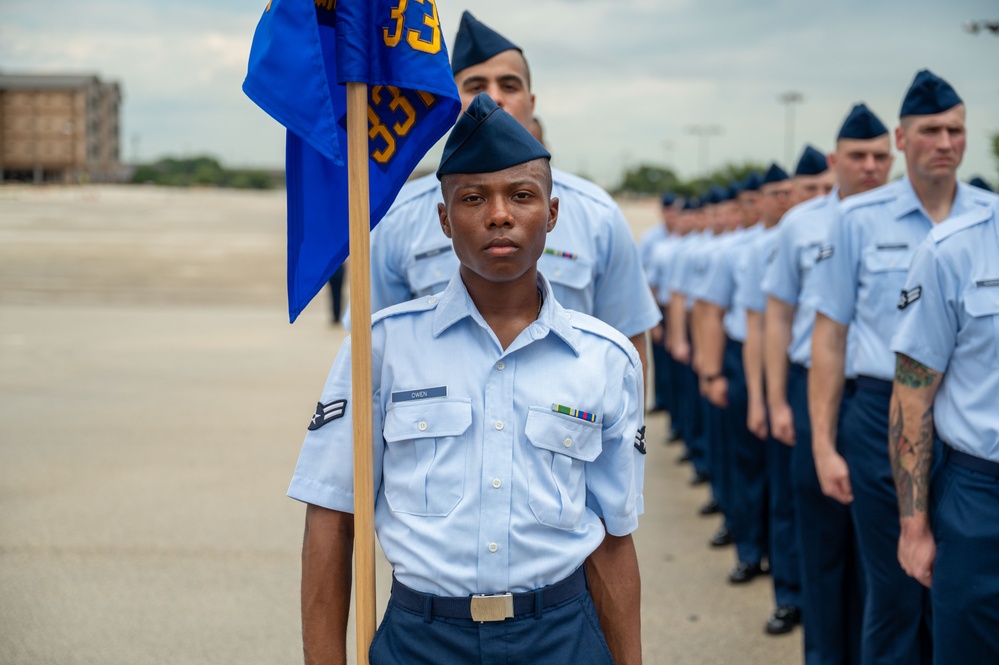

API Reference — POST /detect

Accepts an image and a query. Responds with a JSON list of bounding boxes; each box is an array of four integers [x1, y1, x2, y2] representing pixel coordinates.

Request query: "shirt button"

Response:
[[564, 437, 572, 448], [494, 421, 504, 431], [417, 421, 428, 431], [488, 542, 499, 553], [562, 312, 572, 320], [554, 269, 563, 277], [434, 269, 442, 277], [496, 361, 505, 371], [427, 297, 437, 305], [491, 478, 502, 489]]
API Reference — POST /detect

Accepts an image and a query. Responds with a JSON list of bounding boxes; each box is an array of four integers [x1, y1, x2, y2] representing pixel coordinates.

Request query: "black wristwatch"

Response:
[[701, 373, 724, 383]]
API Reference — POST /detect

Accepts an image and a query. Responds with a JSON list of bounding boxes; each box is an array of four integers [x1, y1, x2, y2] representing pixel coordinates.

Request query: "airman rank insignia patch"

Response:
[[898, 286, 922, 310], [816, 245, 834, 262], [634, 426, 647, 454], [308, 399, 347, 430]]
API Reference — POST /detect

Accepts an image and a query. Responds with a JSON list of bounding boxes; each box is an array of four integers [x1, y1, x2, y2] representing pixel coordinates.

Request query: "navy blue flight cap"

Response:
[[741, 172, 762, 192], [437, 93, 549, 179], [706, 184, 727, 205], [451, 12, 522, 76], [661, 192, 677, 206], [837, 103, 889, 140], [900, 69, 963, 118], [682, 197, 701, 211], [794, 145, 828, 176], [969, 176, 994, 193], [726, 183, 742, 200], [762, 163, 790, 184]]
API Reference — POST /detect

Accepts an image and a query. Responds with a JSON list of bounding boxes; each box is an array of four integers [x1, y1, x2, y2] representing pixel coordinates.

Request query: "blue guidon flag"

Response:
[[243, 0, 461, 322]]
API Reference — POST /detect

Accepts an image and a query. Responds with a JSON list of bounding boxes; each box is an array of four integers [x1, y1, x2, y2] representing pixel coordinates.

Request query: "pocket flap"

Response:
[[525, 407, 602, 462], [383, 399, 472, 442], [407, 246, 457, 294], [863, 248, 914, 273], [539, 252, 592, 290], [964, 288, 999, 318]]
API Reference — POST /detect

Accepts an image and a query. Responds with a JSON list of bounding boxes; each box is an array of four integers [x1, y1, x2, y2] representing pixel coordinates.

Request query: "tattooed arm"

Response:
[[888, 353, 942, 588]]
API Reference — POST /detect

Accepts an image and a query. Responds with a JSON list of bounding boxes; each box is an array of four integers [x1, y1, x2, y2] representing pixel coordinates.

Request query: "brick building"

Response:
[[0, 73, 123, 183]]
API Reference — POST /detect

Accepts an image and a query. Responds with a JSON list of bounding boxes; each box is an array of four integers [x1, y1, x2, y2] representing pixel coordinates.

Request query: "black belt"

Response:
[[390, 567, 587, 622], [856, 375, 892, 395], [948, 448, 999, 479]]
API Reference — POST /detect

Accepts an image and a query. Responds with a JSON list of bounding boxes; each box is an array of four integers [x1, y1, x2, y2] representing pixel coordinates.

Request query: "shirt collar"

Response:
[[890, 176, 987, 221], [431, 271, 582, 356]]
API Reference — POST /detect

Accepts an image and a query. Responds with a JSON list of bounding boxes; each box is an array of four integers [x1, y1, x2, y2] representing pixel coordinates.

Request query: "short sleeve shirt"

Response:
[[891, 203, 999, 462], [809, 177, 995, 380], [289, 273, 646, 597]]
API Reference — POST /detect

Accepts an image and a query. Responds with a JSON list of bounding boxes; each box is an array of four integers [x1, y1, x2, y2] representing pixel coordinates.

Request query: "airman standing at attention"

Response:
[[292, 93, 646, 665], [364, 12, 660, 376], [763, 103, 894, 664], [808, 70, 997, 664]]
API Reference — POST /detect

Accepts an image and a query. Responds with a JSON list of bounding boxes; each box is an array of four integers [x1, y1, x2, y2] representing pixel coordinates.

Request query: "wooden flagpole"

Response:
[[345, 80, 376, 665]]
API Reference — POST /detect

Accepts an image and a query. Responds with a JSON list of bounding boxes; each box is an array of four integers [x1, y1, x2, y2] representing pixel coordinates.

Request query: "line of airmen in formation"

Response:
[[315, 9, 999, 663], [640, 70, 997, 664]]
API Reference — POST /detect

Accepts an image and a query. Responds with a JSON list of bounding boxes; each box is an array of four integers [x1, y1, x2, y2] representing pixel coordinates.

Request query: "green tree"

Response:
[[615, 164, 681, 196]]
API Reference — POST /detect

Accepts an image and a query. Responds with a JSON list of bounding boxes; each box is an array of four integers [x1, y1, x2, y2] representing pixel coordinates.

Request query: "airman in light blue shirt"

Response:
[[807, 69, 998, 665], [362, 17, 660, 354], [889, 201, 999, 665], [293, 90, 645, 665]]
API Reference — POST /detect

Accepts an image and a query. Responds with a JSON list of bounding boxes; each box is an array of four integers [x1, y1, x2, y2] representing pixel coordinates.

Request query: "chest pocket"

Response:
[[524, 407, 603, 530], [863, 247, 914, 314], [382, 398, 472, 516], [538, 252, 593, 292], [406, 246, 457, 296], [963, 288, 999, 369]]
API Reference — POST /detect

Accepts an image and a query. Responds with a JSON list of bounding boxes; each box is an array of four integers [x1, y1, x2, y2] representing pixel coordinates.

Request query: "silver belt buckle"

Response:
[[470, 593, 514, 622]]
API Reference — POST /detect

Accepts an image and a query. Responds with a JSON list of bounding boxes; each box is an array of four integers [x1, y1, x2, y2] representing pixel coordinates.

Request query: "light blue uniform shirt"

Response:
[[763, 191, 840, 366], [891, 203, 999, 463], [639, 224, 668, 279], [647, 233, 683, 306], [289, 273, 646, 597], [668, 231, 712, 311], [810, 177, 995, 381], [735, 224, 781, 314], [365, 169, 661, 339], [698, 224, 762, 342]]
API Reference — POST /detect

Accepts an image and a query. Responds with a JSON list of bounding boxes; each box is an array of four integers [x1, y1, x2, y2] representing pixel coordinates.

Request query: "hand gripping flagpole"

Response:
[[346, 80, 376, 665]]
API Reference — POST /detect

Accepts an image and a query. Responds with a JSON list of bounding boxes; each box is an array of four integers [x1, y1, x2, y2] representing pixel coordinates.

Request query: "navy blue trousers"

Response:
[[651, 317, 671, 410], [723, 337, 768, 566], [370, 589, 614, 665], [789, 365, 863, 665], [766, 429, 801, 609], [708, 398, 733, 521], [931, 446, 999, 665], [841, 379, 931, 665], [680, 362, 710, 476]]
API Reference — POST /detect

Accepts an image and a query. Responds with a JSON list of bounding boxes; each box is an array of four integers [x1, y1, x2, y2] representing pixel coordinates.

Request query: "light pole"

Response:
[[778, 91, 803, 168], [685, 124, 723, 175]]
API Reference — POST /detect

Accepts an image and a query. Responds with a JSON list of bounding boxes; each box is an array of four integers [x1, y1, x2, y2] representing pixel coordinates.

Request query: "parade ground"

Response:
[[0, 185, 798, 664]]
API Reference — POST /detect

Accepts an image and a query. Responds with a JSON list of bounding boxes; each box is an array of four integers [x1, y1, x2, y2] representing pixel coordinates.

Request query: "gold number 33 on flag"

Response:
[[383, 0, 442, 54]]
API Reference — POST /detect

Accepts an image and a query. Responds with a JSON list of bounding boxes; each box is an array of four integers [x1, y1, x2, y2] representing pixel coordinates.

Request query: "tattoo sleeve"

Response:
[[889, 354, 940, 518]]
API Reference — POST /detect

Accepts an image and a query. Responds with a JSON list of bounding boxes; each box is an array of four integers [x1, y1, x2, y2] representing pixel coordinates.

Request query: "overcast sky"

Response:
[[2, 0, 996, 188]]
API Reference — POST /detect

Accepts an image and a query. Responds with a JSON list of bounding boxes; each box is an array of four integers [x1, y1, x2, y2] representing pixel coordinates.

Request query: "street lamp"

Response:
[[963, 20, 999, 34], [778, 91, 803, 168], [685, 124, 723, 175]]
